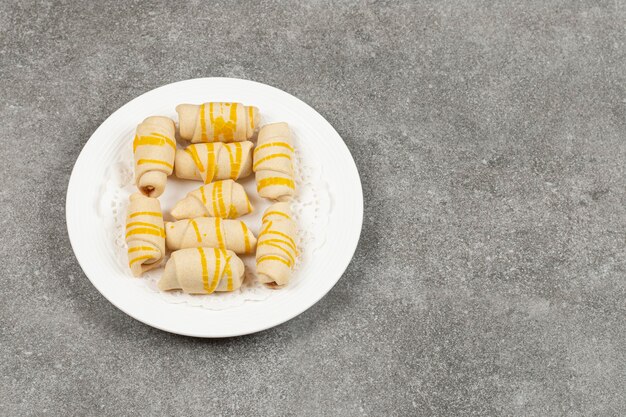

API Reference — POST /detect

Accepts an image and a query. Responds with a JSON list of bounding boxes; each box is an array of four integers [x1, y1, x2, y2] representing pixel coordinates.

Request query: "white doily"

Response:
[[98, 132, 330, 310]]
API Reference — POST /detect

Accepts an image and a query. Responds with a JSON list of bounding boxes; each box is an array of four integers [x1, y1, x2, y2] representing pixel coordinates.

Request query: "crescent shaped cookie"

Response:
[[256, 202, 297, 287], [159, 248, 245, 294], [125, 193, 166, 277], [253, 122, 295, 201], [165, 217, 257, 255], [174, 142, 253, 184], [133, 116, 176, 197], [170, 180, 252, 220]]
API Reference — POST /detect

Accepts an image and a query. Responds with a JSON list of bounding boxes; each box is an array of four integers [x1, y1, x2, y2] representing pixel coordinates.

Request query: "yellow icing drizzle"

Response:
[[257, 255, 291, 268], [258, 238, 297, 252], [208, 248, 222, 293], [223, 252, 233, 291], [126, 221, 162, 230], [214, 218, 225, 249], [253, 141, 294, 155], [211, 182, 219, 217], [205, 143, 217, 183], [260, 220, 272, 235], [151, 132, 175, 143], [137, 159, 173, 170], [189, 219, 202, 242], [216, 181, 227, 217], [198, 247, 210, 293], [208, 102, 238, 142], [133, 134, 176, 152], [210, 181, 226, 218], [257, 177, 295, 191], [230, 202, 238, 219], [253, 153, 292, 170], [262, 211, 291, 222], [185, 145, 205, 173], [125, 227, 165, 238], [258, 230, 296, 248], [225, 144, 234, 171], [209, 102, 214, 135], [200, 184, 208, 206], [199, 103, 208, 142], [229, 103, 238, 141], [128, 246, 157, 253], [129, 255, 153, 266], [129, 211, 162, 218], [230, 142, 242, 179], [260, 242, 295, 265], [240, 222, 251, 253]]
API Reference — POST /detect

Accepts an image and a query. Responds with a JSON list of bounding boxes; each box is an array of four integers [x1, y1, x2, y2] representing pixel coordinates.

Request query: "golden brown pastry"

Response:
[[170, 179, 252, 220], [176, 102, 259, 143], [165, 218, 256, 254], [158, 248, 245, 294], [125, 193, 166, 277], [174, 142, 253, 184], [133, 116, 176, 197], [253, 122, 295, 201], [256, 202, 297, 287]]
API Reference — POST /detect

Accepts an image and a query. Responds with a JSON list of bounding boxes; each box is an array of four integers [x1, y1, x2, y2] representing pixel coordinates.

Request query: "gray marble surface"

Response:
[[1, 1, 625, 416]]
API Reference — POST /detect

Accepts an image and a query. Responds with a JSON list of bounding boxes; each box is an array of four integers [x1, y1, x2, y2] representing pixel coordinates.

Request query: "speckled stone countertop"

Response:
[[1, 1, 625, 416]]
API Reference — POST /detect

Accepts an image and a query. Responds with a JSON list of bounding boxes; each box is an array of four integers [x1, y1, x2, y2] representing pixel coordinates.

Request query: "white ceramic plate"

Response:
[[66, 78, 363, 337]]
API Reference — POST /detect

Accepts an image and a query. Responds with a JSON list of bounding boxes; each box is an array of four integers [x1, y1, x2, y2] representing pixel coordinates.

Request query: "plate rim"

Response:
[[66, 77, 363, 337]]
